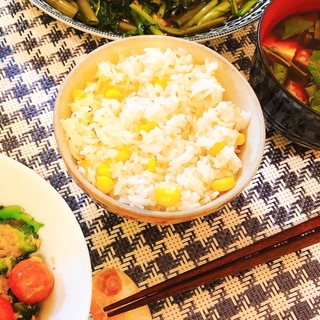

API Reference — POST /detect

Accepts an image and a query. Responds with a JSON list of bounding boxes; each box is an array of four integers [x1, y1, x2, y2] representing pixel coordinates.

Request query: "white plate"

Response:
[[0, 154, 91, 320], [30, 0, 271, 42]]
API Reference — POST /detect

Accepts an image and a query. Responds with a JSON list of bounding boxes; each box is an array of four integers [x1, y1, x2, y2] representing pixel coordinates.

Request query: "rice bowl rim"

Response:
[[53, 35, 266, 224]]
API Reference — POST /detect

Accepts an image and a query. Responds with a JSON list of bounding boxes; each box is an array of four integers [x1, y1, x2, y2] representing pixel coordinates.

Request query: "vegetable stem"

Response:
[[161, 17, 225, 36], [157, 3, 166, 18], [45, 0, 79, 18], [229, 0, 238, 17], [237, 0, 259, 16], [131, 10, 146, 34], [129, 3, 164, 35], [183, 0, 219, 28], [92, 0, 100, 16], [198, 0, 231, 25], [129, 3, 156, 26], [76, 0, 99, 25], [171, 3, 206, 28], [119, 20, 137, 33]]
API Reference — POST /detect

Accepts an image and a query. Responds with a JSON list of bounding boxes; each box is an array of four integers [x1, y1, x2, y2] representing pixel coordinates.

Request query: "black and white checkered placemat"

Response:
[[1, 1, 320, 319]]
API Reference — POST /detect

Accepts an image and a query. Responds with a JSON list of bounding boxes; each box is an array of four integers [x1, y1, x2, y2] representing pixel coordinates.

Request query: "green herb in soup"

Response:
[[262, 12, 320, 112]]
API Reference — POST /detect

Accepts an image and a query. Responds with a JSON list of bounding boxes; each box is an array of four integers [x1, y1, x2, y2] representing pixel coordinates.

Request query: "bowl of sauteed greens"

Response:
[[250, 0, 320, 150], [31, 0, 270, 41]]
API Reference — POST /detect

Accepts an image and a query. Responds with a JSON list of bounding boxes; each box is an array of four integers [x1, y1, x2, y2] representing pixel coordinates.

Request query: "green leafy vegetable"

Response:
[[271, 63, 288, 84], [237, 0, 258, 16], [45, 0, 79, 18], [311, 90, 320, 111], [12, 302, 40, 320], [44, 0, 260, 36], [0, 205, 43, 233], [76, 0, 99, 25], [277, 13, 317, 40], [308, 50, 320, 87], [0, 205, 43, 273]]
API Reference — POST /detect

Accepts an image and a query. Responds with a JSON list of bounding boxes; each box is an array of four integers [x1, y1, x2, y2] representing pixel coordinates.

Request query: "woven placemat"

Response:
[[1, 1, 320, 319]]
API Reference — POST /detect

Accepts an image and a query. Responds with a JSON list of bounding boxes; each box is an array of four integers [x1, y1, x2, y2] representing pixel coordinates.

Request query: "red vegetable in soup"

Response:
[[262, 12, 320, 112]]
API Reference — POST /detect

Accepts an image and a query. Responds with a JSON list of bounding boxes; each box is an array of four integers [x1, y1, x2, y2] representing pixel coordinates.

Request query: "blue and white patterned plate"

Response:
[[30, 0, 271, 42]]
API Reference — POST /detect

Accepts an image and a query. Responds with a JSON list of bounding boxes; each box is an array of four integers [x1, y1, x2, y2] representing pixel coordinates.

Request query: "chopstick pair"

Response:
[[104, 215, 320, 317]]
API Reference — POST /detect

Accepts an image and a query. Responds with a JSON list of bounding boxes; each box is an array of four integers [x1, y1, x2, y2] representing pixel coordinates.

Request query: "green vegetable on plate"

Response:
[[0, 205, 43, 273]]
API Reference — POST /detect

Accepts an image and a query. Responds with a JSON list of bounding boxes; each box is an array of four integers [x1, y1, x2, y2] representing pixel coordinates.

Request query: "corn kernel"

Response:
[[153, 77, 167, 89], [201, 147, 208, 156], [208, 141, 226, 156], [105, 88, 123, 100], [96, 163, 111, 176], [94, 80, 108, 95], [72, 88, 84, 101], [96, 175, 114, 194], [211, 177, 236, 192], [236, 133, 246, 146], [78, 159, 90, 168], [155, 183, 180, 207], [139, 122, 157, 133], [116, 147, 131, 162], [86, 81, 95, 87], [147, 157, 156, 172]]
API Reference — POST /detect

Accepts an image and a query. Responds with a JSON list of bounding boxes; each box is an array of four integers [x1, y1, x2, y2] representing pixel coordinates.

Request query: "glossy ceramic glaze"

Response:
[[249, 0, 320, 150]]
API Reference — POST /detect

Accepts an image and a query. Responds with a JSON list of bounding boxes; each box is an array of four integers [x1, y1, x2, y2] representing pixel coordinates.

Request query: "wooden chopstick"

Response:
[[104, 215, 320, 317]]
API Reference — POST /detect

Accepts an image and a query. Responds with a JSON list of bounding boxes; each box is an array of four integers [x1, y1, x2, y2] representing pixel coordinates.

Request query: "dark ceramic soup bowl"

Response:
[[250, 0, 320, 150]]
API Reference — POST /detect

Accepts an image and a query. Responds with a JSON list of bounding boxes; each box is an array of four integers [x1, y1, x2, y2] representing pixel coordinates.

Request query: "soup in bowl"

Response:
[[250, 0, 320, 150]]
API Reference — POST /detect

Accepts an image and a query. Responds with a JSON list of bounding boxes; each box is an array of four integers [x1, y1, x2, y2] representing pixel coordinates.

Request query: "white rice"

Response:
[[61, 47, 250, 211]]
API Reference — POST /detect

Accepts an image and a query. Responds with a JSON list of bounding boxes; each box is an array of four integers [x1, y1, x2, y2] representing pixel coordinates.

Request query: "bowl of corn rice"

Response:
[[53, 36, 265, 224]]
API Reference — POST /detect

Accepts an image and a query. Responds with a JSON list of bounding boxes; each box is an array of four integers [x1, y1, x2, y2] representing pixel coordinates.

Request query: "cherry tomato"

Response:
[[0, 296, 14, 320], [8, 258, 54, 304]]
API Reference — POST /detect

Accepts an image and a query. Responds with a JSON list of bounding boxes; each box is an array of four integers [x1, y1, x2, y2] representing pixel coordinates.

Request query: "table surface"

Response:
[[1, 1, 320, 319]]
